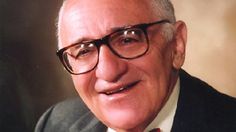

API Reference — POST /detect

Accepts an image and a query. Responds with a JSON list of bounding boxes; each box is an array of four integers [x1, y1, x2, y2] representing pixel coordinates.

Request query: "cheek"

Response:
[[133, 43, 173, 104], [71, 73, 96, 104], [137, 44, 171, 81]]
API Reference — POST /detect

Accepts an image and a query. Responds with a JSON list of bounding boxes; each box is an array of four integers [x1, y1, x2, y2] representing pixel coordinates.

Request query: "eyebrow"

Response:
[[72, 37, 93, 44], [110, 25, 129, 32], [71, 25, 130, 44]]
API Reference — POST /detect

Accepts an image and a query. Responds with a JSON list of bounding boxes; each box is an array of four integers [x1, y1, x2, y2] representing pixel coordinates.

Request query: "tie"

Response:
[[149, 128, 161, 132]]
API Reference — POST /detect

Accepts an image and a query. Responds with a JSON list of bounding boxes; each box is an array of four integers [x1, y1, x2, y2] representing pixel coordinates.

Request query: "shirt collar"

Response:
[[144, 77, 180, 132]]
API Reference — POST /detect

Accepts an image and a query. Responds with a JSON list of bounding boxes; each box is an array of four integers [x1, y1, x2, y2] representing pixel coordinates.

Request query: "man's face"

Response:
[[60, 0, 186, 131]]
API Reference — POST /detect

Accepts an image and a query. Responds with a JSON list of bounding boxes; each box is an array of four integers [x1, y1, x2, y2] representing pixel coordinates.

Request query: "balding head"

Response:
[[57, 0, 176, 48]]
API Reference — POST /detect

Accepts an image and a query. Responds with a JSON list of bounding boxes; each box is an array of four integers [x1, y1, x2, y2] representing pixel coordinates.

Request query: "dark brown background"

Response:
[[1, 0, 76, 131], [1, 0, 235, 132]]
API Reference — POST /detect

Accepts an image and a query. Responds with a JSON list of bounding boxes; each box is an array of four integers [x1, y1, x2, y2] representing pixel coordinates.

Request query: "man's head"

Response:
[[57, 0, 187, 131]]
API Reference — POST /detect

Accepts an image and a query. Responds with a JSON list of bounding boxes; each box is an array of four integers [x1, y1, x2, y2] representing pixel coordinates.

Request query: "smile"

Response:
[[104, 81, 140, 95]]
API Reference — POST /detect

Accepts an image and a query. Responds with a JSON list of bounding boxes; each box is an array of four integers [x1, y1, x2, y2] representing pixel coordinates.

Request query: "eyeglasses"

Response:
[[57, 19, 170, 75]]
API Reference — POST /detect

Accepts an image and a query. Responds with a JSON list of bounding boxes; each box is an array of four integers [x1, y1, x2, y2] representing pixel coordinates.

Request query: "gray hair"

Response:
[[57, 0, 176, 48], [154, 0, 176, 22], [153, 0, 176, 42]]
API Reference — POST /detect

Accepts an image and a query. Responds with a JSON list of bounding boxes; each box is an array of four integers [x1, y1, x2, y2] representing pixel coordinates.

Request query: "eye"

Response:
[[76, 48, 91, 58], [120, 36, 140, 44], [68, 43, 96, 59], [111, 29, 144, 47]]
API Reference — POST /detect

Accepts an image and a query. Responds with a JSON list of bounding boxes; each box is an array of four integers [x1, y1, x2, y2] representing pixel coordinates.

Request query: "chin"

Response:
[[100, 108, 151, 131]]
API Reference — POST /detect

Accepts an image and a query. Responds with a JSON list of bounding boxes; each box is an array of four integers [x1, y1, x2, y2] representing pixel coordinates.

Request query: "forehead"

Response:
[[63, 0, 158, 16], [60, 0, 159, 47]]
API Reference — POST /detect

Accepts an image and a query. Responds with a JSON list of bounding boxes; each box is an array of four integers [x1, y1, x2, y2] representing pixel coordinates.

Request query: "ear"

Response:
[[171, 21, 187, 70]]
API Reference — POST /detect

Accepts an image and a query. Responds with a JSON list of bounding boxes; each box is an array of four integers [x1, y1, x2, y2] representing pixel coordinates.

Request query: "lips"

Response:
[[102, 81, 140, 95]]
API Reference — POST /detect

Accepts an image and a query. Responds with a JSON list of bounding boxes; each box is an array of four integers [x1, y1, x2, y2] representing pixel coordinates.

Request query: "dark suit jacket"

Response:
[[35, 70, 236, 132]]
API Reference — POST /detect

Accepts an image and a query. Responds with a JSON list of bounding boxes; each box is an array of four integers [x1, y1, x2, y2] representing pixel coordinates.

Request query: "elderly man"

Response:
[[35, 0, 236, 132]]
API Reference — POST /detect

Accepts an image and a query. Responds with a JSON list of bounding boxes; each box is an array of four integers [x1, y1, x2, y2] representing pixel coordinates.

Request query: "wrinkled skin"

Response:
[[59, 0, 187, 131]]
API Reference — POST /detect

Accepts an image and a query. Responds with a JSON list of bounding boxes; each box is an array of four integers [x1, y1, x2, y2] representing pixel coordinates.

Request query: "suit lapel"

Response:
[[171, 70, 207, 132]]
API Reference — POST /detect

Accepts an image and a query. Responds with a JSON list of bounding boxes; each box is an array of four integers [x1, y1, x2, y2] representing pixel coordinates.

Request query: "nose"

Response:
[[95, 45, 127, 82]]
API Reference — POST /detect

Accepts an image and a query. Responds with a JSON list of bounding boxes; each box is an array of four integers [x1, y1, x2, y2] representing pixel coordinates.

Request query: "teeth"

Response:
[[104, 81, 139, 95], [106, 87, 125, 95], [119, 87, 125, 91]]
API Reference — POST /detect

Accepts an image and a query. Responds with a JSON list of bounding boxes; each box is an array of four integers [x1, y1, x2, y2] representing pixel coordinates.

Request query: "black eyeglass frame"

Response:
[[57, 19, 171, 75]]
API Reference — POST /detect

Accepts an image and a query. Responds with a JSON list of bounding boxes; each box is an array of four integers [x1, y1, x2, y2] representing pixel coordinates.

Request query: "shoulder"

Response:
[[35, 97, 92, 132], [179, 69, 236, 106], [174, 69, 236, 131]]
